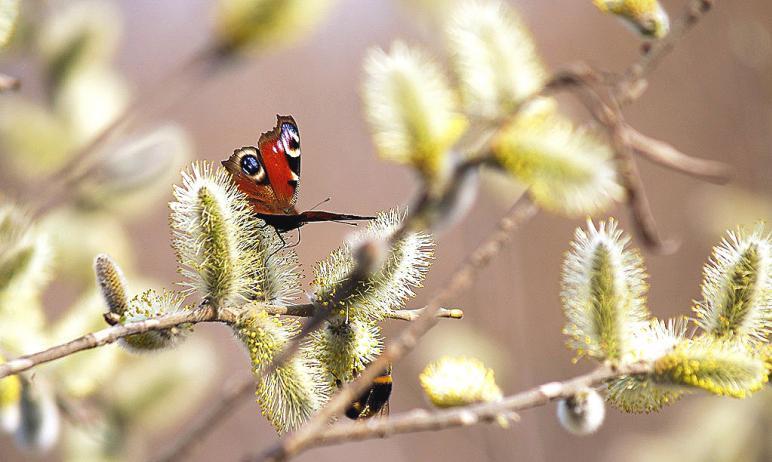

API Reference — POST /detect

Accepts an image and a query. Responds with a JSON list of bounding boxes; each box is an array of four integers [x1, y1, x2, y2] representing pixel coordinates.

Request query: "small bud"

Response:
[[557, 387, 605, 435], [446, 0, 546, 118], [694, 225, 771, 345], [214, 0, 335, 55], [15, 380, 60, 453], [494, 116, 624, 216], [593, 0, 670, 39], [419, 356, 503, 408], [93, 253, 129, 316], [235, 310, 328, 433], [654, 336, 769, 398], [313, 209, 434, 322], [0, 0, 20, 48], [561, 219, 649, 361], [170, 162, 264, 309], [363, 42, 467, 183]]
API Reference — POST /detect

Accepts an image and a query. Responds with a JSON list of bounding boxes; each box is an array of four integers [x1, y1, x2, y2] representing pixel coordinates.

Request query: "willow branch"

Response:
[[303, 362, 652, 449], [0, 305, 228, 379], [625, 126, 733, 183], [256, 196, 539, 462], [261, 303, 463, 321]]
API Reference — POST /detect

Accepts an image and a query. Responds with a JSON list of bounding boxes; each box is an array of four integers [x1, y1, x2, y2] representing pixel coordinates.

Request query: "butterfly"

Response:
[[222, 115, 374, 233]]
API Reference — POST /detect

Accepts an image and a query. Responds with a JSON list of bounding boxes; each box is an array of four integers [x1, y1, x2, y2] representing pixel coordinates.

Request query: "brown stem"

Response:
[[625, 126, 733, 184], [301, 362, 651, 449], [0, 305, 227, 379], [256, 196, 539, 462]]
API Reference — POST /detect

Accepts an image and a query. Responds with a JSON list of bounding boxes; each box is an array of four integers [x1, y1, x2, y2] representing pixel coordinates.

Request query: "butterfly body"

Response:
[[222, 115, 373, 232]]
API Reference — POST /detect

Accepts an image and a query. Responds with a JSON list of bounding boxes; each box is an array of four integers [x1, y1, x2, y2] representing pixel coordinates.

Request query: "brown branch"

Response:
[[303, 362, 651, 449], [615, 0, 717, 104], [0, 305, 228, 379], [255, 196, 539, 462], [624, 126, 733, 184], [261, 303, 463, 321]]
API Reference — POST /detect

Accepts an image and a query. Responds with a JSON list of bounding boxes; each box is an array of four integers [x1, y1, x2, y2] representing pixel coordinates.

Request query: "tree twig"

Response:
[[0, 305, 227, 379], [255, 196, 539, 462], [301, 362, 651, 449], [625, 126, 733, 184]]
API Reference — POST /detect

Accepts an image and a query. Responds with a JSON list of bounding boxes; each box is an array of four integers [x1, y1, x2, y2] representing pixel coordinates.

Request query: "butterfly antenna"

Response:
[[309, 197, 331, 211]]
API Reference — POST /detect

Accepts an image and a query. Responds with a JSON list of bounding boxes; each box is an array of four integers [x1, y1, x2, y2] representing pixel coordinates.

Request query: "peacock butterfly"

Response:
[[222, 115, 374, 233]]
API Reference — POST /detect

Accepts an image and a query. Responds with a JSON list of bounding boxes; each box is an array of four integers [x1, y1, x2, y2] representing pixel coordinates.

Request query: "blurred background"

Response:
[[1, 0, 770, 461]]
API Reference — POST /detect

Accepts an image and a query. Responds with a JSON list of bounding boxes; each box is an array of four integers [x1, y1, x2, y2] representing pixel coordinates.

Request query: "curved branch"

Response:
[[0, 305, 227, 379], [302, 362, 651, 449]]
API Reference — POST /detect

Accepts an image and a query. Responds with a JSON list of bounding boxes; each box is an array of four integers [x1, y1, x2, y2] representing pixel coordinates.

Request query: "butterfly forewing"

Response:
[[257, 115, 301, 211]]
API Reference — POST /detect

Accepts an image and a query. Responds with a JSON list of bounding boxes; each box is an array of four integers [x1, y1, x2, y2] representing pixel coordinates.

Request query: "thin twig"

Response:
[[262, 304, 463, 321], [0, 305, 227, 379], [304, 362, 651, 448], [255, 196, 539, 462], [615, 0, 717, 103], [625, 126, 733, 184]]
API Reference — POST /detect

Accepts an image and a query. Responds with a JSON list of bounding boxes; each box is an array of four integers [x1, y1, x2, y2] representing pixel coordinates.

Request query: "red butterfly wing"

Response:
[[257, 115, 301, 211], [221, 115, 301, 214]]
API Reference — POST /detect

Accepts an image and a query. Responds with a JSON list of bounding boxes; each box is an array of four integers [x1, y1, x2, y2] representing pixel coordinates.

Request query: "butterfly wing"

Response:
[[221, 115, 301, 214], [257, 115, 301, 210]]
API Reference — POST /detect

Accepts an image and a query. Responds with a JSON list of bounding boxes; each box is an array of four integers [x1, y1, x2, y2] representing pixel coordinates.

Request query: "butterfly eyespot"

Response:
[[287, 137, 300, 151], [240, 154, 262, 176]]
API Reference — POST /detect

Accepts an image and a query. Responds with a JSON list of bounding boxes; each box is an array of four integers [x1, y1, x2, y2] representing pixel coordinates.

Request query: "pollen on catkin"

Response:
[[557, 387, 605, 435], [693, 225, 771, 345], [93, 253, 129, 316], [593, 0, 670, 38], [445, 0, 546, 118], [119, 289, 191, 352], [561, 219, 649, 361], [363, 41, 467, 182], [309, 318, 383, 387], [494, 116, 623, 216], [235, 310, 328, 433], [606, 318, 688, 413], [654, 336, 769, 399], [251, 222, 303, 306], [419, 356, 503, 408], [170, 162, 263, 309], [312, 209, 434, 323]]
